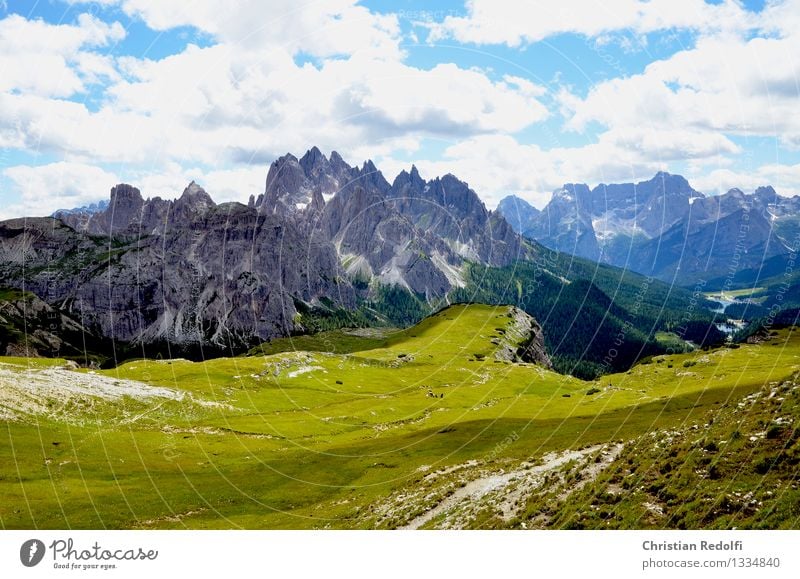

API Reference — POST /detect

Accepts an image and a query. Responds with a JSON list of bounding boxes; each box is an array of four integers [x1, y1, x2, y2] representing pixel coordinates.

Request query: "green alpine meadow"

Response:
[[2, 303, 798, 529]]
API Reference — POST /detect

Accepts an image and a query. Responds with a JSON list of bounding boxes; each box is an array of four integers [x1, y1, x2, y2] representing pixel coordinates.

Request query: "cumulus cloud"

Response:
[[1, 37, 548, 169], [379, 132, 677, 210], [563, 7, 800, 147], [426, 0, 751, 46], [0, 13, 124, 97], [70, 0, 403, 59]]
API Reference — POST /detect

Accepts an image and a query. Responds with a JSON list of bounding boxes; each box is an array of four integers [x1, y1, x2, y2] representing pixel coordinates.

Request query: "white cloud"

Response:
[[1, 161, 120, 219], [72, 0, 403, 60], [564, 16, 800, 147], [598, 126, 740, 162], [0, 92, 193, 164], [134, 163, 266, 204], [0, 13, 124, 97], [379, 128, 737, 210], [426, 0, 751, 46], [0, 39, 547, 170], [1, 160, 272, 220], [433, 136, 559, 208], [690, 163, 800, 197], [3, 1, 798, 221], [0, 5, 546, 219], [378, 135, 554, 209], [192, 166, 267, 203]]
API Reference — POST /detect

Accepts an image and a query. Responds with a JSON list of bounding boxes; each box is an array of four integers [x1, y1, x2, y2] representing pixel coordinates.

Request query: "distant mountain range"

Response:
[[52, 199, 109, 217], [498, 172, 800, 286]]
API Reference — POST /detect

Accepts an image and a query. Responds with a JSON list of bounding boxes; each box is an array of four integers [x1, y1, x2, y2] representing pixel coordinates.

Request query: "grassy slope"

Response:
[[1, 304, 798, 529], [511, 345, 800, 529]]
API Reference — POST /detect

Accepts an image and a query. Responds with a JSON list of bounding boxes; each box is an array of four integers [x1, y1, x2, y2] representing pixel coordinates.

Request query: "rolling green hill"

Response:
[[1, 304, 797, 529]]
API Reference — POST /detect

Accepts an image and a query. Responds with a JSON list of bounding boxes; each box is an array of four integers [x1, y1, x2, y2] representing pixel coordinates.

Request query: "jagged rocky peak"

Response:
[[260, 147, 365, 214], [391, 164, 425, 193], [439, 174, 486, 214], [554, 183, 591, 199], [549, 183, 593, 214], [262, 153, 307, 213], [351, 159, 390, 195], [329, 150, 350, 173], [385, 165, 526, 266], [299, 145, 327, 171], [723, 187, 746, 198], [754, 185, 778, 202], [178, 181, 214, 206], [170, 181, 215, 223]]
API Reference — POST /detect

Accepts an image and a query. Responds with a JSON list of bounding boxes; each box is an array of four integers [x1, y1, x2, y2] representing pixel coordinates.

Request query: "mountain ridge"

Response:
[[497, 172, 798, 284], [3, 148, 537, 355]]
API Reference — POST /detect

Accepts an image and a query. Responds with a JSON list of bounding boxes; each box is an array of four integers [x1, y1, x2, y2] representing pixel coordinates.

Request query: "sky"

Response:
[[1, 0, 799, 218]]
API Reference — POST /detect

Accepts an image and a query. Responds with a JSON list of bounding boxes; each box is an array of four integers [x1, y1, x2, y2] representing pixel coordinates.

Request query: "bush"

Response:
[[766, 424, 784, 440], [754, 457, 775, 475], [586, 387, 601, 396]]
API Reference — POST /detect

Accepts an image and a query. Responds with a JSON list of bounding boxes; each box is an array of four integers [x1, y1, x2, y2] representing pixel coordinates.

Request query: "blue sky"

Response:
[[1, 0, 799, 218]]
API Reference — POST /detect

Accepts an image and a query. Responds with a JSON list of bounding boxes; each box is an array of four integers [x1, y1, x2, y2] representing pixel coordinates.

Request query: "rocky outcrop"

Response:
[[493, 306, 551, 368]]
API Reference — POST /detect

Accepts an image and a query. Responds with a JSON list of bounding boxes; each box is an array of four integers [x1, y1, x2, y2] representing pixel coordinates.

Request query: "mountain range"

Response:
[[2, 149, 753, 378], [1, 148, 533, 357], [498, 173, 800, 286]]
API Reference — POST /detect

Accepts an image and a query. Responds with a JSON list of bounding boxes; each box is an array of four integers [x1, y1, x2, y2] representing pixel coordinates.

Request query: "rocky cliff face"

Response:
[[0, 148, 536, 351], [0, 208, 354, 349], [387, 168, 529, 266], [0, 288, 97, 358], [526, 183, 601, 261]]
